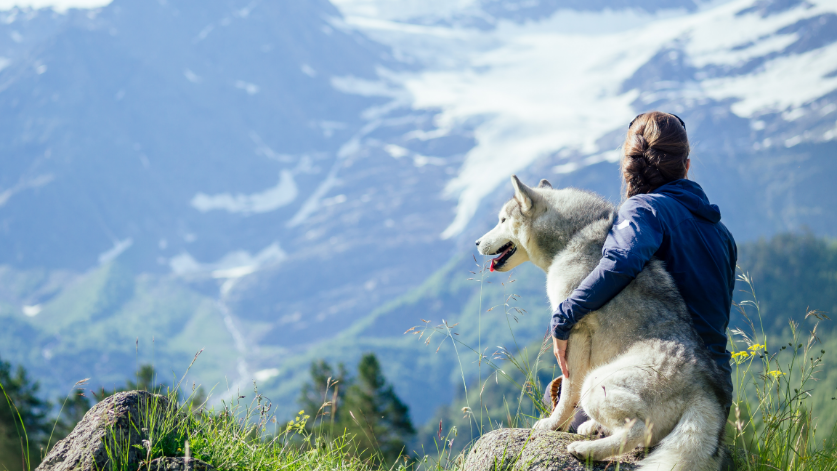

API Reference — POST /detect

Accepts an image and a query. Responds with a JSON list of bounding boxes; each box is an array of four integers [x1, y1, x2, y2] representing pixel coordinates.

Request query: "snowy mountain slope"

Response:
[[0, 0, 835, 422], [250, 0, 837, 418], [0, 0, 466, 401], [0, 0, 396, 270], [332, 0, 837, 238]]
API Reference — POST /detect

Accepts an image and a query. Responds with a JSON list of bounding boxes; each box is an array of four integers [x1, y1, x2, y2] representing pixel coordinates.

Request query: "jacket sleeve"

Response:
[[551, 198, 664, 340]]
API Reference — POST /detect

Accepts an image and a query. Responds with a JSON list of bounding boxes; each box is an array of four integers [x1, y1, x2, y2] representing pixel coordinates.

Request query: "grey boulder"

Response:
[[147, 457, 215, 470], [37, 390, 172, 471], [462, 428, 641, 471]]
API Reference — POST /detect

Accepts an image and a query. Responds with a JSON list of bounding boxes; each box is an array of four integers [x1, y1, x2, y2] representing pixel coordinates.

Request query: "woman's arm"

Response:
[[551, 198, 664, 341]]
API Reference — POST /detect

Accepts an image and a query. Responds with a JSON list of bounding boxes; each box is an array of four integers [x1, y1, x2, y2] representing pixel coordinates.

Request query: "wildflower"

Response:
[[731, 351, 750, 363], [767, 370, 785, 378], [748, 344, 765, 352]]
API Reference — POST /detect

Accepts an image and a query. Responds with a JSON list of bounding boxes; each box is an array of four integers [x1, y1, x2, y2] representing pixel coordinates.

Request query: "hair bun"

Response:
[[625, 133, 649, 159], [621, 111, 690, 198]]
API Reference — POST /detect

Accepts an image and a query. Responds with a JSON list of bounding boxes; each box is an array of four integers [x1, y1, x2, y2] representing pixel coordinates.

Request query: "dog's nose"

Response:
[[475, 240, 480, 246]]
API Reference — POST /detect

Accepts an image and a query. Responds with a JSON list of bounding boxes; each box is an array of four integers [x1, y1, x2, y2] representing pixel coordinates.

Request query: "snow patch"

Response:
[[339, 0, 837, 238], [0, 174, 54, 207], [702, 45, 837, 117], [331, 75, 405, 98], [98, 238, 133, 265], [332, 0, 480, 22], [235, 80, 260, 95], [384, 144, 409, 158], [194, 24, 214, 42], [183, 68, 202, 84], [0, 0, 111, 12], [169, 242, 286, 278], [301, 63, 317, 77], [191, 170, 298, 214], [287, 121, 383, 227], [254, 368, 279, 382], [22, 304, 41, 317]]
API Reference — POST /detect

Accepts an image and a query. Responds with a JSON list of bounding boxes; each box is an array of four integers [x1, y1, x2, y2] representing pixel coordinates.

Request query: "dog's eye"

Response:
[[500, 217, 506, 223]]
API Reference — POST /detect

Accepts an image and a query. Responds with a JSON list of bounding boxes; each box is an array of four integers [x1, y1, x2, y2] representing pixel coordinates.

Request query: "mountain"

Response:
[[0, 0, 835, 423], [0, 0, 462, 399]]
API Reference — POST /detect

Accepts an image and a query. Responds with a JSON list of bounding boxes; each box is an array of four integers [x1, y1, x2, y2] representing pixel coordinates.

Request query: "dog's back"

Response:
[[535, 187, 727, 470]]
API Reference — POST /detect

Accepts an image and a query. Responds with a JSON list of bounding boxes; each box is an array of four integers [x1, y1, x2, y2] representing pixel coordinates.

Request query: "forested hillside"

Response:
[[404, 231, 837, 453], [3, 232, 836, 469]]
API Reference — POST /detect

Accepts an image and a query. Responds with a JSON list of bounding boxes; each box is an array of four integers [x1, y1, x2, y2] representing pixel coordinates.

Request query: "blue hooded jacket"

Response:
[[551, 179, 737, 378]]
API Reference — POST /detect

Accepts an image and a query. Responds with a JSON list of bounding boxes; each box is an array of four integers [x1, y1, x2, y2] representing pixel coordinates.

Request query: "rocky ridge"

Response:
[[36, 390, 211, 471]]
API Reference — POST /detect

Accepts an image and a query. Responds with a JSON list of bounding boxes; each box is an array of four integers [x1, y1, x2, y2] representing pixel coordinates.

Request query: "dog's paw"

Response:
[[566, 440, 593, 460], [576, 419, 600, 436], [532, 417, 558, 431]]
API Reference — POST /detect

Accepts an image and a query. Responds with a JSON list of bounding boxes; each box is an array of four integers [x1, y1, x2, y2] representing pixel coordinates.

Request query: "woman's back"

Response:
[[610, 178, 737, 375]]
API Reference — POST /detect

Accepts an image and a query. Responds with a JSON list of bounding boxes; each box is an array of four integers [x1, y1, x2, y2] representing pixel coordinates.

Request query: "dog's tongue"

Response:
[[490, 245, 514, 272], [489, 247, 508, 272]]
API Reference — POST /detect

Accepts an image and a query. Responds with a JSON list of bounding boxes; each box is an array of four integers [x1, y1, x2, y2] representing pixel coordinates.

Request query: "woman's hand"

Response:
[[553, 337, 569, 378]]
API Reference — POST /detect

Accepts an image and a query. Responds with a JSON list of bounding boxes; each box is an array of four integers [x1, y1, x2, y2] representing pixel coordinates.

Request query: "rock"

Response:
[[463, 428, 642, 471], [37, 390, 172, 471], [146, 457, 215, 470]]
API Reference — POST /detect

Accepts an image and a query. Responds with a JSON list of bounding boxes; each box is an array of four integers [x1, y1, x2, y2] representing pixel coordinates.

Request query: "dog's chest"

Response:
[[545, 243, 603, 301], [545, 264, 588, 308]]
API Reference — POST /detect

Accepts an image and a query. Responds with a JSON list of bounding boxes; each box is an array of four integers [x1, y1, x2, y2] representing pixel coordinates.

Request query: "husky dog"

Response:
[[476, 176, 728, 471]]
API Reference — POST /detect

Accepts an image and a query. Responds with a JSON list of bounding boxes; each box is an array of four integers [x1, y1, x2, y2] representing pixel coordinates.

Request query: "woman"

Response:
[[551, 111, 737, 425]]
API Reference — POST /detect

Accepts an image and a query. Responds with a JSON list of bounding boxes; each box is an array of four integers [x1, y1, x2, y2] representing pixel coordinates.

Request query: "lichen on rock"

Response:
[[36, 390, 173, 471], [147, 457, 215, 470], [463, 428, 641, 471]]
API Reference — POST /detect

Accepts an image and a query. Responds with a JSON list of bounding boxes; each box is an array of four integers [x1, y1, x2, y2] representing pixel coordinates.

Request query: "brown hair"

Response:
[[621, 111, 690, 198]]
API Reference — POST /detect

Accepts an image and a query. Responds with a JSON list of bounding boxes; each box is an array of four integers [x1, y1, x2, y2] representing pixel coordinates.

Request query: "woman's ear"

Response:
[[686, 158, 691, 177]]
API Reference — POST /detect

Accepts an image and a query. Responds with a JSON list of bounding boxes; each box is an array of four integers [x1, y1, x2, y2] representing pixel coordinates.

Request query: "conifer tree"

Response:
[[341, 353, 414, 464], [0, 356, 51, 471], [298, 359, 350, 428], [298, 354, 414, 464]]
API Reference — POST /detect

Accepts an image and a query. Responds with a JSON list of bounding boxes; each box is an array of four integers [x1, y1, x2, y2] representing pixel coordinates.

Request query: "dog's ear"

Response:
[[511, 175, 537, 214], [538, 179, 552, 189]]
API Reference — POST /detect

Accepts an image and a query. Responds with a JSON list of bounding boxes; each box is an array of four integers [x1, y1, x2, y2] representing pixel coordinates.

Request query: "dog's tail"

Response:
[[638, 393, 726, 471]]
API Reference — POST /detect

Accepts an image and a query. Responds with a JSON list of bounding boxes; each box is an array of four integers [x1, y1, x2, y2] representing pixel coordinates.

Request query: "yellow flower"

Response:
[[731, 351, 750, 363], [767, 370, 785, 378], [298, 410, 305, 415], [748, 344, 765, 352]]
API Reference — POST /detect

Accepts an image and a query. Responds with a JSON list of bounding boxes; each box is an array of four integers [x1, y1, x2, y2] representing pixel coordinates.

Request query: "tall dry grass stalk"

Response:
[[411, 263, 837, 471], [728, 272, 837, 470]]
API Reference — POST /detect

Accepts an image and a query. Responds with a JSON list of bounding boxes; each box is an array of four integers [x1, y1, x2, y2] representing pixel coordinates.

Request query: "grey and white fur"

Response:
[[476, 175, 729, 471]]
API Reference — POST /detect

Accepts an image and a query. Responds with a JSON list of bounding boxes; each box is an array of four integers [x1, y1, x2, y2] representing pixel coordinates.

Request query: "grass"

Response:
[[4, 259, 837, 471], [2, 356, 405, 471], [409, 261, 837, 471], [726, 272, 837, 470]]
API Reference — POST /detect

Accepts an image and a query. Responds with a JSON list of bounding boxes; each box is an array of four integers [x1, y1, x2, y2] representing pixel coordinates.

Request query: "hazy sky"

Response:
[[0, 0, 110, 11]]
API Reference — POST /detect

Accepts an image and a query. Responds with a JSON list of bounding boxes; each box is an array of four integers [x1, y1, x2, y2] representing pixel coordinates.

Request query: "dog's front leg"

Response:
[[533, 375, 579, 431], [533, 331, 591, 431]]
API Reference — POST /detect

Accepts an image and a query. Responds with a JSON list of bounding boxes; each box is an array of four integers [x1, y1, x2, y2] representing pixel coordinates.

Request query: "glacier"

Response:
[[333, 0, 837, 237]]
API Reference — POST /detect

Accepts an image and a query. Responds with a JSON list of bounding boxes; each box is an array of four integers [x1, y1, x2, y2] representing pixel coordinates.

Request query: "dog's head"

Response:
[[475, 175, 552, 272]]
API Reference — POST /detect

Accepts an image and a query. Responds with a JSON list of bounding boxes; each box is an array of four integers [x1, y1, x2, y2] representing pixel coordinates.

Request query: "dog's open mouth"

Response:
[[490, 242, 517, 272]]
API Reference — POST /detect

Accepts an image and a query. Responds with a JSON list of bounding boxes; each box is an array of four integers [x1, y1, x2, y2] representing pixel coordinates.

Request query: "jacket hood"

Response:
[[653, 179, 721, 223]]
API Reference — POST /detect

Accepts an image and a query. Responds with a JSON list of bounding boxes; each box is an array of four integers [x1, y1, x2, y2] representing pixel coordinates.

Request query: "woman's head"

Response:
[[621, 111, 690, 198]]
